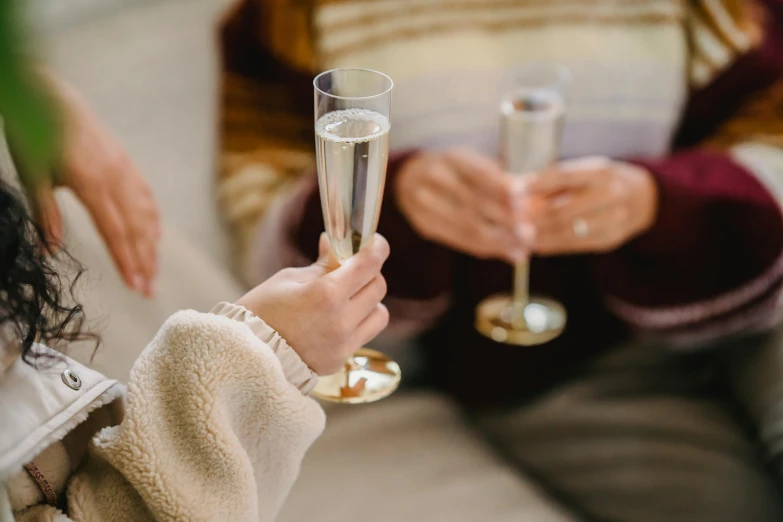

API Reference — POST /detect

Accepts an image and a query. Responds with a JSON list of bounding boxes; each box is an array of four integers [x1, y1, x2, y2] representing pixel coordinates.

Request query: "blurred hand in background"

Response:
[[31, 73, 161, 297], [395, 148, 532, 263], [522, 156, 658, 256], [395, 150, 657, 262], [238, 233, 390, 376]]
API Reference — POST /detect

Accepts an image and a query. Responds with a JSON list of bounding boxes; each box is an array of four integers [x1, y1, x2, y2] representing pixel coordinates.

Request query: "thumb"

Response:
[[286, 234, 339, 283], [525, 156, 612, 195], [315, 233, 340, 270]]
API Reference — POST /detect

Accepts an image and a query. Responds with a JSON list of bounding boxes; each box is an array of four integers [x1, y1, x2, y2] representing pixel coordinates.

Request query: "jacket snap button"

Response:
[[61, 369, 82, 390]]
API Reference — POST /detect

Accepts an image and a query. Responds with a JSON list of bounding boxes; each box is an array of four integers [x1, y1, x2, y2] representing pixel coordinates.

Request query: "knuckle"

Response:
[[352, 253, 373, 275], [376, 276, 388, 301], [324, 287, 342, 309], [315, 279, 340, 307], [341, 337, 359, 354], [337, 339, 359, 361], [365, 308, 389, 342], [377, 304, 390, 328], [335, 315, 353, 341], [364, 245, 387, 270], [374, 234, 391, 260]]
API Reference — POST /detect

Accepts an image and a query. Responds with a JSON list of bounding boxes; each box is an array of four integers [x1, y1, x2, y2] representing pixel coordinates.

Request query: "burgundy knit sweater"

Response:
[[265, 0, 783, 407]]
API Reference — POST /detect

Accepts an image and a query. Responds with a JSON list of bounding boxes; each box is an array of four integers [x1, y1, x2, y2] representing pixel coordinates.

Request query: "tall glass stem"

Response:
[[513, 258, 529, 306], [511, 258, 529, 328]]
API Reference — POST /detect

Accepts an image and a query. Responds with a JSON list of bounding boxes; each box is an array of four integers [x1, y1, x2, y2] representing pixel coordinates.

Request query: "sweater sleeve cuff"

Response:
[[595, 149, 783, 327], [209, 302, 319, 395]]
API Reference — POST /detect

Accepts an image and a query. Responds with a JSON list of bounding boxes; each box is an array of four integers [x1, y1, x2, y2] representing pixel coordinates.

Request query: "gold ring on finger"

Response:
[[572, 218, 589, 238]]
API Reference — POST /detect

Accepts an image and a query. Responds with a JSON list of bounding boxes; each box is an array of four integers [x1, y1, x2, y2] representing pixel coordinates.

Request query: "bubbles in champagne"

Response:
[[500, 88, 565, 174], [316, 108, 390, 143], [315, 109, 390, 261], [500, 88, 565, 120]]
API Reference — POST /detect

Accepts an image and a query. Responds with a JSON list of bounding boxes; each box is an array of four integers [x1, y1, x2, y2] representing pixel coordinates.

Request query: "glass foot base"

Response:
[[475, 294, 567, 346], [311, 347, 401, 404]]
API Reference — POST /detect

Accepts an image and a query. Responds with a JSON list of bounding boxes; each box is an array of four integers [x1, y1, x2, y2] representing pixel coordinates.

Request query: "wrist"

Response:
[[212, 302, 318, 394], [618, 161, 659, 234], [638, 166, 660, 233]]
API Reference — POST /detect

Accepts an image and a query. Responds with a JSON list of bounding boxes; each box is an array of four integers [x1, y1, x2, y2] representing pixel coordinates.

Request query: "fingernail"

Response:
[[132, 274, 145, 293], [522, 223, 536, 242], [515, 223, 536, 241], [517, 222, 536, 239], [509, 250, 526, 263], [146, 279, 156, 298]]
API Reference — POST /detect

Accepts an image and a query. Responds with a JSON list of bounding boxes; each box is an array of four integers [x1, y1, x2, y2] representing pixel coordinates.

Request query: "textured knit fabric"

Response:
[[1, 306, 324, 521], [218, 0, 783, 405], [217, 0, 769, 271]]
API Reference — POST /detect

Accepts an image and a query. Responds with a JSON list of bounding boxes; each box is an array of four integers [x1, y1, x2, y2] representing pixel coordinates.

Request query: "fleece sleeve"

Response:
[[65, 309, 325, 522]]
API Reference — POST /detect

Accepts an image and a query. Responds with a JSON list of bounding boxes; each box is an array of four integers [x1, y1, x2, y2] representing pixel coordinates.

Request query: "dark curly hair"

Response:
[[0, 177, 93, 364]]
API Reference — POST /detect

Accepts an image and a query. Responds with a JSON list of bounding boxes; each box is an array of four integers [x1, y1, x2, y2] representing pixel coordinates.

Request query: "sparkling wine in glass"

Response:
[[310, 68, 400, 404], [475, 64, 570, 346]]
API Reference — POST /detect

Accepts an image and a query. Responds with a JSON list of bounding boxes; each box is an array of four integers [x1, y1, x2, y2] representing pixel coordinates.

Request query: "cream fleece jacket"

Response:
[[1, 304, 325, 521]]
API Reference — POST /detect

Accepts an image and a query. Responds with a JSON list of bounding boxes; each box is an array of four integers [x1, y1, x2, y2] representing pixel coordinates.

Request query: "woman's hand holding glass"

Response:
[[395, 148, 533, 263], [396, 151, 657, 259], [522, 156, 659, 256], [237, 234, 390, 376]]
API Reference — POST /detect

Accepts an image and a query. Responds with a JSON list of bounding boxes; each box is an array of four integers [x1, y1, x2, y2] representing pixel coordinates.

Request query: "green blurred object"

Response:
[[0, 0, 61, 184]]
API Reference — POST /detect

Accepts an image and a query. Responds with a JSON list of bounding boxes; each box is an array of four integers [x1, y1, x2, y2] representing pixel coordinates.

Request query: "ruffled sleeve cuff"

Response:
[[210, 302, 319, 395]]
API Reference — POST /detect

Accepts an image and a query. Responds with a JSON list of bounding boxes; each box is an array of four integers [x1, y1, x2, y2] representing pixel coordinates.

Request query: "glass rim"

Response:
[[504, 62, 573, 92], [313, 68, 394, 101]]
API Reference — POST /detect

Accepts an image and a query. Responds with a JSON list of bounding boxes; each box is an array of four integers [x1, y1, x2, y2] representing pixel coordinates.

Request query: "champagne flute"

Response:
[[310, 68, 401, 404], [475, 63, 571, 346]]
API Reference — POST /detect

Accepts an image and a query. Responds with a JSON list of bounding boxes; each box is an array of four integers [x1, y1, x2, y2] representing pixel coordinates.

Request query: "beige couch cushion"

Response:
[[281, 394, 576, 522]]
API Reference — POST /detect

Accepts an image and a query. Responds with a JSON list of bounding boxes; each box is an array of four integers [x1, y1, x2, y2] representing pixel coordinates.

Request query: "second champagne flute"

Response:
[[310, 68, 401, 404], [475, 63, 571, 346]]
